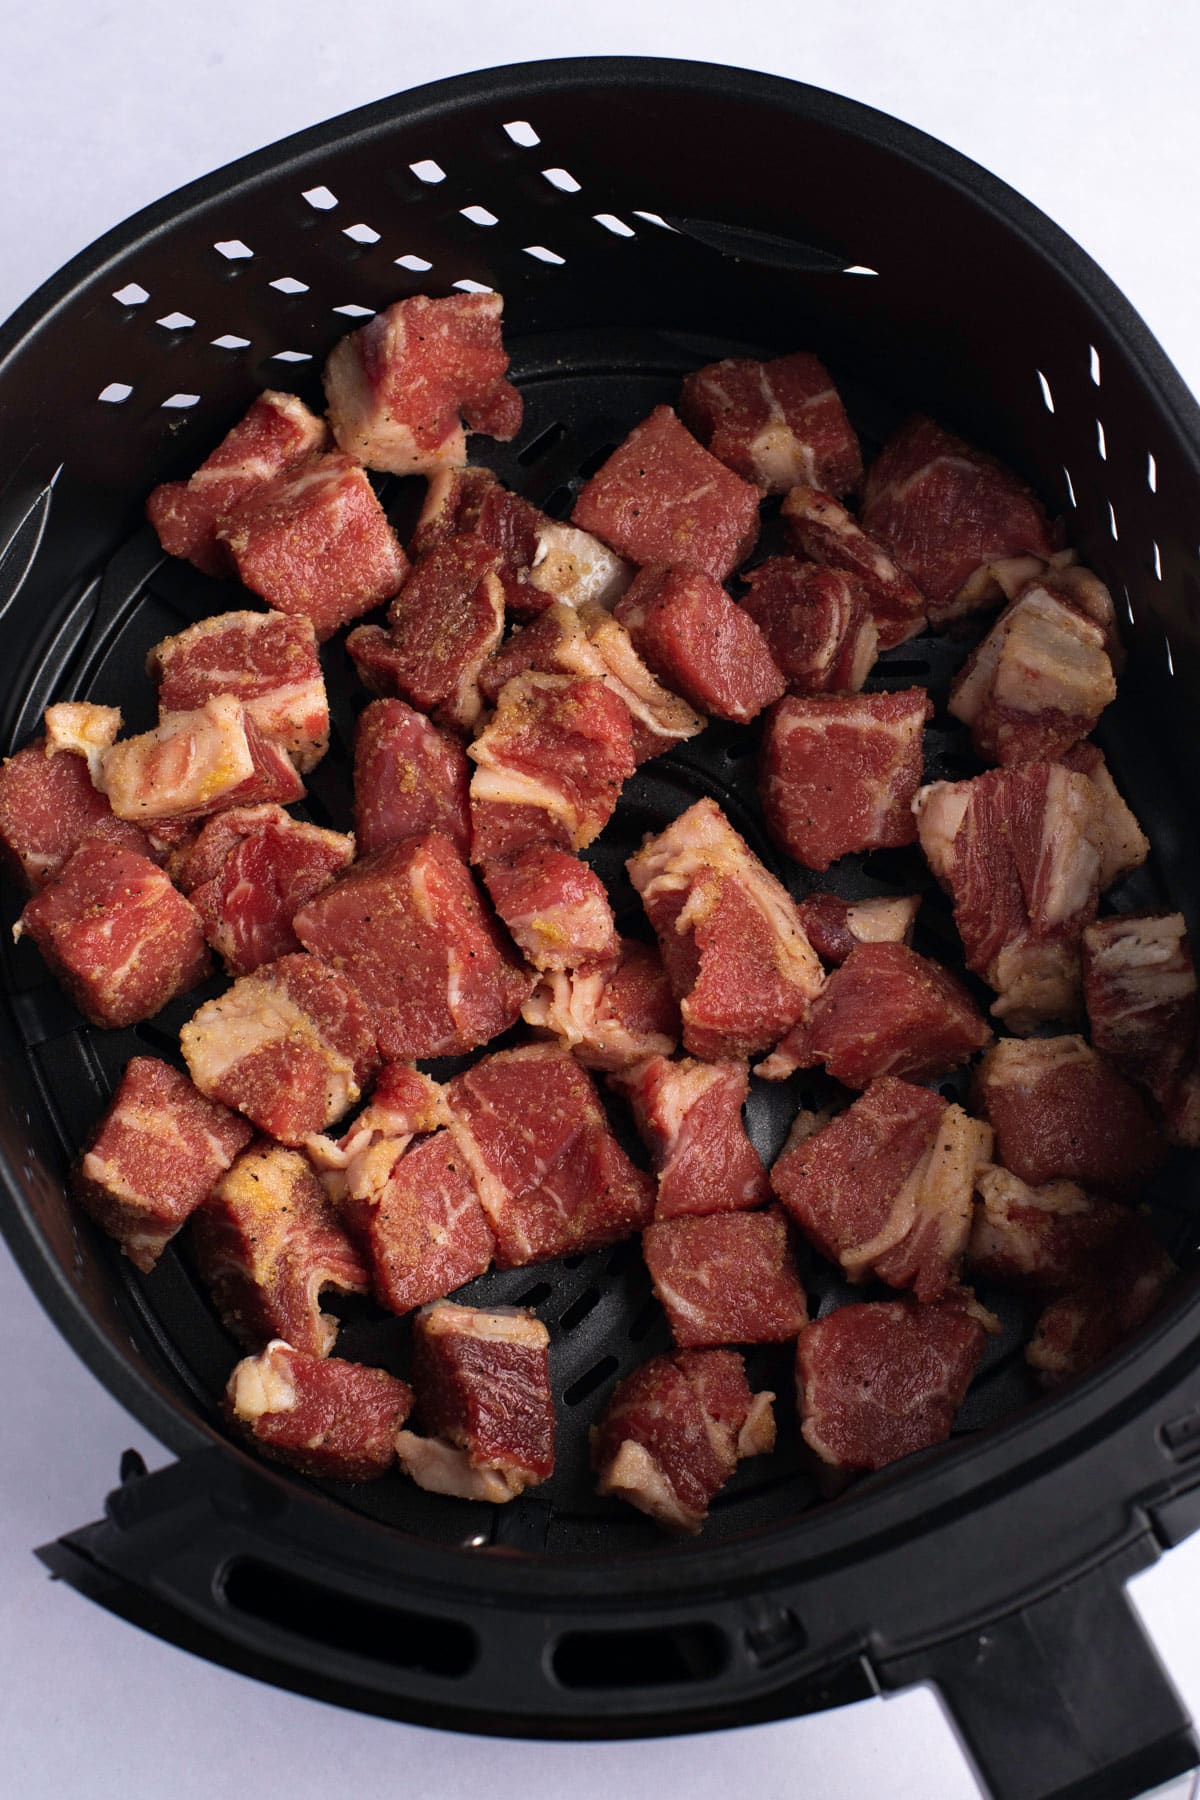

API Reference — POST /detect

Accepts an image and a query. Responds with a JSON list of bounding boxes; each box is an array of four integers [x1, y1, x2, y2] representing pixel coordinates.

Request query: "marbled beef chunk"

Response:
[[613, 565, 785, 724], [679, 354, 861, 496], [642, 1209, 808, 1348], [227, 1341, 413, 1480], [612, 1054, 769, 1219], [148, 610, 329, 772], [352, 698, 471, 859], [522, 938, 681, 1071], [781, 486, 925, 648]]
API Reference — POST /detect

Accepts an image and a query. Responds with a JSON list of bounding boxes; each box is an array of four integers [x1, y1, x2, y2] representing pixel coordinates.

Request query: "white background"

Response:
[[2, 5, 1200, 1796]]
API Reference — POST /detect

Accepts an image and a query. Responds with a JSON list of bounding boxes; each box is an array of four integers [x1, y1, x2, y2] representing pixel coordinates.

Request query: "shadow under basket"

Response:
[[1, 57, 1200, 1800]]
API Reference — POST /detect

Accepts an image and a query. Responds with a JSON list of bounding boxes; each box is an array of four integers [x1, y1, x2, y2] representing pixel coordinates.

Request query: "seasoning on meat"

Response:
[[738, 558, 878, 695], [226, 1340, 413, 1480], [99, 695, 305, 823], [862, 415, 1054, 624], [758, 942, 991, 1086], [914, 761, 1103, 1031], [971, 1035, 1167, 1194], [571, 405, 761, 581], [967, 1162, 1163, 1292], [72, 1057, 252, 1271], [679, 354, 862, 495], [797, 1293, 993, 1472], [181, 951, 378, 1143], [359, 534, 505, 731], [760, 689, 931, 871], [642, 1209, 807, 1348], [16, 840, 211, 1028], [592, 1348, 775, 1532], [394, 1302, 554, 1502], [469, 672, 636, 861], [0, 736, 150, 890], [770, 1077, 991, 1302], [948, 582, 1117, 765], [446, 1043, 655, 1268], [482, 843, 619, 971], [323, 291, 522, 475], [1083, 912, 1198, 1115], [174, 804, 355, 976], [780, 486, 926, 648], [218, 454, 409, 641], [613, 565, 785, 723], [293, 835, 531, 1060], [146, 390, 329, 577], [1026, 1238, 1175, 1387], [148, 610, 329, 772], [193, 1140, 370, 1354], [628, 797, 824, 1061], [796, 892, 921, 966], [612, 1055, 769, 1219], [1058, 743, 1149, 890], [522, 938, 681, 1070], [353, 697, 471, 860], [305, 1061, 451, 1209]]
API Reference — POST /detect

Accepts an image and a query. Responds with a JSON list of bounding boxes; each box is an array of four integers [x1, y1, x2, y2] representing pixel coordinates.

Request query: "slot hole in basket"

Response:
[[542, 168, 581, 193], [524, 244, 566, 265], [161, 393, 200, 409], [1147, 451, 1158, 493], [594, 213, 635, 238], [452, 279, 494, 294], [97, 383, 133, 404], [559, 1288, 601, 1331], [563, 1356, 619, 1406], [1152, 541, 1162, 580], [542, 484, 574, 520], [113, 283, 149, 306], [212, 334, 250, 350], [343, 223, 381, 245], [1108, 500, 1120, 541], [1062, 465, 1077, 508], [552, 1623, 728, 1690], [1090, 344, 1102, 385], [214, 240, 253, 260], [396, 253, 433, 273], [1036, 370, 1054, 413], [633, 211, 677, 232], [502, 120, 540, 147], [577, 442, 617, 480], [460, 204, 498, 226], [155, 311, 195, 331], [1096, 418, 1107, 461], [302, 186, 338, 210], [270, 277, 309, 296], [516, 1280, 553, 1307], [628, 1295, 661, 1342], [271, 350, 311, 363], [333, 303, 374, 318], [410, 159, 446, 184]]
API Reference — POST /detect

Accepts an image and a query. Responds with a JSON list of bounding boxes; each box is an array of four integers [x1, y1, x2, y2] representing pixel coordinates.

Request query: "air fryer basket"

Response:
[[2, 57, 1200, 1800]]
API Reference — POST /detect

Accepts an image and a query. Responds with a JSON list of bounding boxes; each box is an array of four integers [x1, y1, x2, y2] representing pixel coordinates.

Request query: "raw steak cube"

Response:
[[99, 695, 304, 824], [572, 405, 761, 581], [642, 1209, 808, 1347], [967, 1163, 1163, 1293], [353, 698, 471, 859], [17, 841, 211, 1028], [323, 291, 522, 475], [447, 1043, 655, 1268], [796, 892, 921, 966], [305, 1060, 452, 1209], [760, 689, 931, 872], [72, 1057, 252, 1271], [1026, 1242, 1175, 1388], [395, 1302, 553, 1502], [372, 534, 505, 730], [613, 565, 785, 723], [0, 737, 149, 890], [679, 354, 862, 495], [219, 453, 409, 639], [739, 558, 878, 694], [193, 1140, 370, 1354], [523, 938, 681, 1071], [781, 486, 925, 648], [293, 835, 531, 1060], [338, 1130, 495, 1315], [482, 843, 619, 971], [592, 1348, 775, 1533], [612, 1055, 769, 1219], [226, 1341, 413, 1480], [1083, 912, 1198, 1109], [181, 952, 378, 1144], [1059, 743, 1149, 891], [148, 610, 329, 772]]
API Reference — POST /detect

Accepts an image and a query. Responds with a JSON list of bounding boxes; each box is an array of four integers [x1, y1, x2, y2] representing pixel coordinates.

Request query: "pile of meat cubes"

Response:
[[3, 291, 1196, 1534]]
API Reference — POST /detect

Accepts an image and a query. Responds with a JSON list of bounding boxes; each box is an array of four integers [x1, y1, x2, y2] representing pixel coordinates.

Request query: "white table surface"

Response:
[[3, 5, 1200, 1796]]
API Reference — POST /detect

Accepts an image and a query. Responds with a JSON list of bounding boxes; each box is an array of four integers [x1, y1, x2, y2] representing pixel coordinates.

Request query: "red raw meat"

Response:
[[369, 534, 505, 731], [758, 942, 991, 1087], [949, 582, 1116, 765], [571, 405, 761, 581], [0, 737, 149, 890], [1058, 743, 1149, 891], [17, 841, 211, 1028], [972, 1035, 1166, 1194], [760, 689, 931, 871], [181, 951, 378, 1144], [523, 938, 681, 1071], [293, 835, 530, 1060], [149, 610, 329, 772], [612, 1055, 768, 1219], [915, 762, 1103, 1031], [353, 698, 471, 859], [628, 797, 825, 1061], [99, 696, 304, 824], [72, 1057, 252, 1271], [146, 390, 329, 578], [175, 804, 355, 976], [478, 603, 589, 705], [323, 291, 522, 475], [192, 1140, 369, 1354], [642, 1209, 807, 1347], [770, 1078, 992, 1302], [226, 1341, 413, 1480], [613, 566, 785, 723], [739, 559, 878, 694], [797, 1293, 990, 1471], [679, 354, 862, 496], [305, 1059, 451, 1207], [469, 672, 636, 861], [1083, 913, 1198, 1109], [796, 892, 920, 966], [968, 1163, 1163, 1292], [1026, 1238, 1174, 1387], [446, 1044, 654, 1268], [862, 415, 1053, 624], [394, 1302, 554, 1501], [592, 1348, 775, 1532], [219, 453, 409, 640], [482, 844, 618, 971], [337, 1130, 495, 1316], [781, 486, 925, 648]]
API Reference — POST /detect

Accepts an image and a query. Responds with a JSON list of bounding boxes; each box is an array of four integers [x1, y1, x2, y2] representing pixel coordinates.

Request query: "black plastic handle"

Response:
[[876, 1543, 1198, 1800]]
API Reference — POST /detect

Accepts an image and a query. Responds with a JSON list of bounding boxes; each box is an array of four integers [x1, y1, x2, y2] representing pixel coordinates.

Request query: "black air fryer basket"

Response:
[[2, 58, 1200, 1800]]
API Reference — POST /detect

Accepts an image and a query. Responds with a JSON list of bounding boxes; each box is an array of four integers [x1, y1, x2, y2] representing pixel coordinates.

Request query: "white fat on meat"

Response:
[[844, 894, 921, 945], [99, 695, 257, 820], [912, 781, 972, 883], [226, 1341, 300, 1421], [324, 316, 466, 475], [949, 587, 1115, 733], [1030, 767, 1101, 933], [181, 977, 363, 1122], [521, 966, 676, 1071], [529, 522, 633, 610], [583, 609, 706, 751], [43, 702, 123, 783], [394, 1431, 524, 1502], [990, 940, 1082, 1033], [840, 1105, 991, 1279], [418, 1300, 550, 1349], [594, 1437, 702, 1532]]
